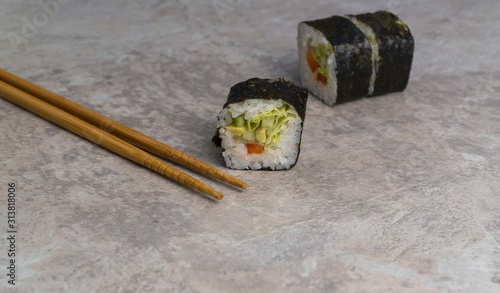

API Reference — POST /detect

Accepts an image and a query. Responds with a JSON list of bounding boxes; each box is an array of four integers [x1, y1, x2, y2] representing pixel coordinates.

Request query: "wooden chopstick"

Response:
[[0, 79, 225, 200], [0, 68, 246, 190]]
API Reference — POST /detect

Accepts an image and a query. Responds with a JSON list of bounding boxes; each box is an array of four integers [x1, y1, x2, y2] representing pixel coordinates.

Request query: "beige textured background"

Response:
[[1, 0, 499, 292]]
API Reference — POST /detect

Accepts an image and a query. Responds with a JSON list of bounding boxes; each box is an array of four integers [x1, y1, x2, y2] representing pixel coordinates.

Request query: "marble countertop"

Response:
[[1, 0, 499, 292]]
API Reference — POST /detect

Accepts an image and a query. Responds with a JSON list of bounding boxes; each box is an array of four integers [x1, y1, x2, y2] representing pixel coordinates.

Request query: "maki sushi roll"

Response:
[[298, 15, 372, 106], [213, 78, 308, 170], [352, 11, 414, 96], [298, 11, 414, 106]]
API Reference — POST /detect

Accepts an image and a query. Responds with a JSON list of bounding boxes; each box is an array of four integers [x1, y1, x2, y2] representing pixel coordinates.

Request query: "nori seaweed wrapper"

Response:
[[354, 11, 414, 96], [223, 78, 308, 121], [304, 16, 373, 104], [213, 77, 308, 148]]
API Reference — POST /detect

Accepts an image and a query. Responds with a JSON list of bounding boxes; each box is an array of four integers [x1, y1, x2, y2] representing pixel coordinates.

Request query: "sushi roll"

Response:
[[298, 11, 414, 106], [213, 78, 308, 170], [352, 11, 414, 96]]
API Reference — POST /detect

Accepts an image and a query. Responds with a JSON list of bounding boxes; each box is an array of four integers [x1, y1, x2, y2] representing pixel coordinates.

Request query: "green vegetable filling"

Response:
[[225, 104, 297, 149], [308, 39, 333, 79]]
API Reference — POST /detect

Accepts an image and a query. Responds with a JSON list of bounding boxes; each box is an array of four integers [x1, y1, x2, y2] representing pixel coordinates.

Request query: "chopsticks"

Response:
[[0, 68, 247, 200]]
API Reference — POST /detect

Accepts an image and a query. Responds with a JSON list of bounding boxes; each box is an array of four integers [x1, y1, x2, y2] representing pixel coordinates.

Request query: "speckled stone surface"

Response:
[[1, 0, 500, 292]]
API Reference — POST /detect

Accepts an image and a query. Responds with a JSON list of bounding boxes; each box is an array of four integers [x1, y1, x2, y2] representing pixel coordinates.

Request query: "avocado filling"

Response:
[[307, 40, 333, 83], [225, 104, 297, 150]]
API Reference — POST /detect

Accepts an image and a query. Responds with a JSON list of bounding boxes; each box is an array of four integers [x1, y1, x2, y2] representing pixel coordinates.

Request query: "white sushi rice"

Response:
[[298, 22, 338, 106], [216, 99, 303, 170]]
